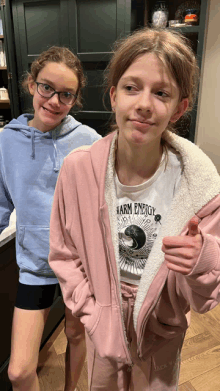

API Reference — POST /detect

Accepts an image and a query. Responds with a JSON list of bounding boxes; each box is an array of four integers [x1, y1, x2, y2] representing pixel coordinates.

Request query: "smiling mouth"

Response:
[[43, 107, 59, 115], [130, 119, 154, 126]]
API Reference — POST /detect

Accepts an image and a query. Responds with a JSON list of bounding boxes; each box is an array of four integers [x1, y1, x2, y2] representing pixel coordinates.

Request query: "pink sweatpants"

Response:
[[86, 282, 148, 390], [86, 282, 182, 390]]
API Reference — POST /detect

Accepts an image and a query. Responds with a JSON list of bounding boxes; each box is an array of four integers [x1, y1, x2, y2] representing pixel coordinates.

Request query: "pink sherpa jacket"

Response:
[[49, 131, 220, 388]]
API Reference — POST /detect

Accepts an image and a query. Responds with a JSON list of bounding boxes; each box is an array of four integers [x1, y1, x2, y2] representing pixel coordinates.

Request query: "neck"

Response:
[[115, 137, 163, 186], [28, 118, 52, 133]]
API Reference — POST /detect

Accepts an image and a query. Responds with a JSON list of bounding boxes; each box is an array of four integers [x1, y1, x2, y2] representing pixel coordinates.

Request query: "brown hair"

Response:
[[22, 46, 86, 110], [104, 27, 200, 134]]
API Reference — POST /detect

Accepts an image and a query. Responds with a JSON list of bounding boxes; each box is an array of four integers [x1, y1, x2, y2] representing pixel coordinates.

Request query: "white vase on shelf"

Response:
[[152, 1, 169, 28]]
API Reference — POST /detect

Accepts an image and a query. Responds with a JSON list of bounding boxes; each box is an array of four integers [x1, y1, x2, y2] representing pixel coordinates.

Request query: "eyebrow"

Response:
[[40, 78, 76, 93], [120, 76, 141, 83], [120, 75, 173, 89]]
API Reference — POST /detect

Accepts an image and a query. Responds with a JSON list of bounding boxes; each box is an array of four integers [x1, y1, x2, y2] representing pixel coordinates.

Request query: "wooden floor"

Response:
[[37, 304, 220, 391]]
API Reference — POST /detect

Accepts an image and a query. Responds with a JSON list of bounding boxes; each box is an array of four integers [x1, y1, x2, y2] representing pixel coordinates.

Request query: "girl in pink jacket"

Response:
[[49, 28, 220, 390]]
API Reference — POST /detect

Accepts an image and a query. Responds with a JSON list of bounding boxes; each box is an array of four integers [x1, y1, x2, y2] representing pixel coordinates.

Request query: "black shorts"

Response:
[[15, 282, 60, 310]]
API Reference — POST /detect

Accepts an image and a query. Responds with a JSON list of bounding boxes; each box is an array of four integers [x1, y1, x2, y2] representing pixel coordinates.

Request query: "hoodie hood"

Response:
[[5, 113, 82, 137], [4, 114, 82, 171]]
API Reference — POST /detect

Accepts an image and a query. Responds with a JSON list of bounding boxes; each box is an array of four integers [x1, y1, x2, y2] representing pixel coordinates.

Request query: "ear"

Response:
[[28, 76, 36, 96], [170, 98, 189, 123], [110, 86, 116, 111]]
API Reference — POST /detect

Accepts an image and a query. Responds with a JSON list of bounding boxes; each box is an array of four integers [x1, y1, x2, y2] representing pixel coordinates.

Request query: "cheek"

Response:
[[32, 93, 44, 109], [62, 105, 72, 117], [32, 94, 39, 112], [115, 109, 124, 126], [115, 101, 128, 117], [157, 102, 176, 121]]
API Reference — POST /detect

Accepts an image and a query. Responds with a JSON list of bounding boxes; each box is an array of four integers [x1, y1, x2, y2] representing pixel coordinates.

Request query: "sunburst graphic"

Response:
[[118, 214, 158, 275]]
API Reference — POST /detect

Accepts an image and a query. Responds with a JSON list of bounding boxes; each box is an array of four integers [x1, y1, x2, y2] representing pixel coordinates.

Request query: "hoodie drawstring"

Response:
[[29, 128, 59, 172], [121, 283, 138, 343], [52, 137, 59, 172], [30, 128, 35, 159]]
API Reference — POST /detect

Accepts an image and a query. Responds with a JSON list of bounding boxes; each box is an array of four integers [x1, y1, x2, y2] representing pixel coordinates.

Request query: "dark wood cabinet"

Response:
[[0, 1, 20, 122], [130, 0, 209, 141], [0, 236, 65, 391], [0, 239, 18, 391], [5, 0, 209, 139], [10, 0, 132, 135], [0, 239, 18, 369]]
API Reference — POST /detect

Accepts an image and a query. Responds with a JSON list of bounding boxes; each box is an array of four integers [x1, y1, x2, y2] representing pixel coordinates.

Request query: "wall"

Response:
[[195, 0, 220, 173]]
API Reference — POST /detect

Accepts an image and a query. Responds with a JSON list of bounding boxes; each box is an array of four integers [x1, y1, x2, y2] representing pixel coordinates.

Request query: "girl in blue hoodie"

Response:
[[0, 46, 101, 391]]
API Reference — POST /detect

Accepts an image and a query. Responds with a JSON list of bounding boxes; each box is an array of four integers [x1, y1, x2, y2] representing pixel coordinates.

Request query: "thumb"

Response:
[[188, 216, 199, 236]]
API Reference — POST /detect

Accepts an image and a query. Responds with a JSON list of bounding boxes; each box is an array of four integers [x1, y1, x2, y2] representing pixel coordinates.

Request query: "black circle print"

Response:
[[155, 214, 161, 224], [124, 225, 146, 250]]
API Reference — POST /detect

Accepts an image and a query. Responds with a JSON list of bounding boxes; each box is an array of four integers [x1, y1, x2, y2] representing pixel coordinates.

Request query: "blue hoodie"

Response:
[[0, 113, 101, 285]]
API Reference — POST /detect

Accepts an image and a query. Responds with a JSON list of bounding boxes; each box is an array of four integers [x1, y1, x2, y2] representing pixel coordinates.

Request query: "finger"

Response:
[[165, 261, 191, 275], [162, 246, 193, 259], [164, 254, 191, 266], [188, 216, 199, 236], [163, 236, 195, 248], [164, 255, 192, 274]]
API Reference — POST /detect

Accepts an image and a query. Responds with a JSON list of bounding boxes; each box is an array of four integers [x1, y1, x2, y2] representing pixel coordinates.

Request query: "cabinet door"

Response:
[[12, 0, 72, 111], [12, 0, 131, 116], [12, 0, 71, 77], [0, 1, 20, 119], [69, 0, 131, 130], [69, 0, 131, 62]]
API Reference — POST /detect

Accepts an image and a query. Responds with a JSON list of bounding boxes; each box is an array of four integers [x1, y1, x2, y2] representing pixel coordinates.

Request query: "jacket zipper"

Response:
[[100, 209, 134, 367]]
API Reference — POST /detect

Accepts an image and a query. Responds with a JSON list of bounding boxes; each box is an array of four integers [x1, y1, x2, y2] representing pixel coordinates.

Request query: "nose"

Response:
[[48, 92, 60, 106], [135, 90, 153, 113]]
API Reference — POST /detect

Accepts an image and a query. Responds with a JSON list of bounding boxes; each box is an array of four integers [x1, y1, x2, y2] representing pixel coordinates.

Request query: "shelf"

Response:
[[170, 25, 200, 34], [0, 66, 7, 70], [0, 100, 10, 109], [0, 35, 4, 40]]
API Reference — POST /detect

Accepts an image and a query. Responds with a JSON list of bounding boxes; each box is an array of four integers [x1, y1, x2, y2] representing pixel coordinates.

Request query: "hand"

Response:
[[162, 217, 203, 275]]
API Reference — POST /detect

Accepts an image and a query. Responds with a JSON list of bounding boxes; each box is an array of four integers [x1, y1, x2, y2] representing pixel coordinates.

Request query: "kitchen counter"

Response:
[[0, 210, 16, 247], [0, 225, 16, 247]]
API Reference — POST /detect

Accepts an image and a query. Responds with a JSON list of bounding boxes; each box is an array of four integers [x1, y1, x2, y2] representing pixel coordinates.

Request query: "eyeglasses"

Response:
[[35, 82, 77, 105]]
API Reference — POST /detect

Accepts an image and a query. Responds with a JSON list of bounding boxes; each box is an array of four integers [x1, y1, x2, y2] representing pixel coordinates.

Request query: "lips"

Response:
[[43, 106, 59, 115], [130, 118, 154, 125], [130, 119, 154, 131]]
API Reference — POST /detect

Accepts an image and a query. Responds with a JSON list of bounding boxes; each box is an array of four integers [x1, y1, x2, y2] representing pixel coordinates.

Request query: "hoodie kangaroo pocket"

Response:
[[81, 301, 103, 336], [17, 225, 54, 275]]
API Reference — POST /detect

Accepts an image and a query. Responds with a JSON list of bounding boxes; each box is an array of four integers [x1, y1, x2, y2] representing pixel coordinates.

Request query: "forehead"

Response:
[[37, 62, 78, 90], [120, 52, 177, 87]]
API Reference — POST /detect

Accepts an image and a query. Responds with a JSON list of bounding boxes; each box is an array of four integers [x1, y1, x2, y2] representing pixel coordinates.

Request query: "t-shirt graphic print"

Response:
[[117, 202, 160, 284], [114, 149, 182, 285]]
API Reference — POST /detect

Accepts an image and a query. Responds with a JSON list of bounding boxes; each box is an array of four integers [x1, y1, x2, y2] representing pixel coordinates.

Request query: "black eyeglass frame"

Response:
[[35, 82, 77, 105]]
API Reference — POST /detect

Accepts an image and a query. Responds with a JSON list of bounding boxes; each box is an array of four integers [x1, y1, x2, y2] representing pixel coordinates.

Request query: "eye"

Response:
[[61, 92, 72, 99], [156, 90, 169, 98], [124, 85, 138, 93], [43, 84, 53, 92]]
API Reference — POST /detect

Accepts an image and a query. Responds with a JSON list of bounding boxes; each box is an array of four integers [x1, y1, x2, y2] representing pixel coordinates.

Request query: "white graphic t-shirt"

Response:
[[114, 149, 182, 285]]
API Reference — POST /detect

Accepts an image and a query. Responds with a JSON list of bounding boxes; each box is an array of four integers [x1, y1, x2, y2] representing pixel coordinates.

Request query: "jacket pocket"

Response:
[[86, 304, 130, 364], [17, 225, 54, 275], [82, 301, 103, 336]]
